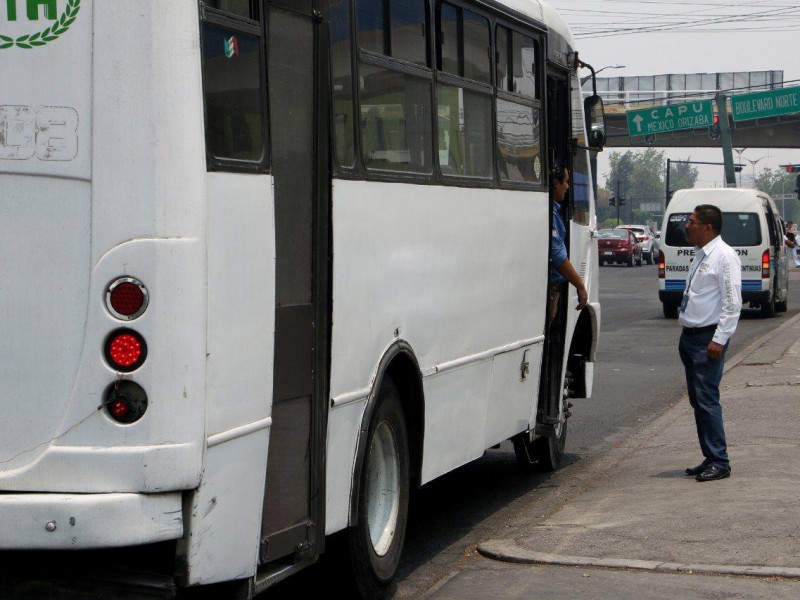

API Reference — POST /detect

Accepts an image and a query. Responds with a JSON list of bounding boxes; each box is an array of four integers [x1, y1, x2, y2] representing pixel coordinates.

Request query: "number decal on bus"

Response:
[[0, 105, 78, 161]]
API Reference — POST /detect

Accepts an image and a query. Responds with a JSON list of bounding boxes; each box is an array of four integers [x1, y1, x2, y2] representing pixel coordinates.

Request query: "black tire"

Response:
[[761, 290, 776, 318], [777, 292, 788, 313], [598, 259, 604, 266], [626, 256, 634, 267], [636, 255, 643, 266], [645, 252, 653, 265], [663, 302, 679, 319], [348, 377, 410, 599], [532, 419, 567, 471]]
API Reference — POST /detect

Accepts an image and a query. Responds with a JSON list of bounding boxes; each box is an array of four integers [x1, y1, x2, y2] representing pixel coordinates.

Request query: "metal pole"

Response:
[[715, 93, 736, 187], [665, 158, 671, 208]]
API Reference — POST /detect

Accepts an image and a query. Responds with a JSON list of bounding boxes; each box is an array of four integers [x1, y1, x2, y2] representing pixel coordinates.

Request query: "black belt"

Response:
[[682, 324, 718, 335]]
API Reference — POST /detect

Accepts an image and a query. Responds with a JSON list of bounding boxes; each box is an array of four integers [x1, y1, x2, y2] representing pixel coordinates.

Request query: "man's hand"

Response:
[[576, 286, 588, 311], [707, 341, 724, 359]]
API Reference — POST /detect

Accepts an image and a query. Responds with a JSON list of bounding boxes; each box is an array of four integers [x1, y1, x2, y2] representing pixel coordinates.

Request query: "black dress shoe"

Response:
[[695, 465, 731, 482], [685, 463, 708, 476]]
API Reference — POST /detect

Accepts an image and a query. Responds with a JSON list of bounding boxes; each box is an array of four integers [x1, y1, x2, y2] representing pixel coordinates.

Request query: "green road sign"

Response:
[[626, 100, 714, 137], [731, 86, 800, 122]]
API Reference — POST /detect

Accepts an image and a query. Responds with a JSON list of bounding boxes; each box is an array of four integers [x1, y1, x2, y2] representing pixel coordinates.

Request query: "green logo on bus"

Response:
[[0, 0, 81, 49]]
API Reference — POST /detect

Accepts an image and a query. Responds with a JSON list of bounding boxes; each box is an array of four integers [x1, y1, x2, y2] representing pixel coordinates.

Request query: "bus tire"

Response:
[[348, 377, 410, 599], [532, 419, 567, 471], [663, 302, 678, 319]]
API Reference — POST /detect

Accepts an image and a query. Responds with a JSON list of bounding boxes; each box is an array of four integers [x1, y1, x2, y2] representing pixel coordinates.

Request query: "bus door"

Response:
[[540, 69, 571, 425], [260, 0, 330, 567]]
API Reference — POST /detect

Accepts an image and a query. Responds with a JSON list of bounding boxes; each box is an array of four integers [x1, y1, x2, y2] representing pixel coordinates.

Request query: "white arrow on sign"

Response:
[[632, 114, 644, 133]]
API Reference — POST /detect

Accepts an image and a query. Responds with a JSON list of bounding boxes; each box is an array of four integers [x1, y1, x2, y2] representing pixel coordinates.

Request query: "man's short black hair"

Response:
[[694, 204, 722, 234], [550, 161, 567, 186]]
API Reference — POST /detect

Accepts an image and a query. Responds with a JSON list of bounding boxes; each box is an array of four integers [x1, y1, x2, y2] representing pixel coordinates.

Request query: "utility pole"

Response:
[[715, 93, 736, 187], [616, 179, 621, 226]]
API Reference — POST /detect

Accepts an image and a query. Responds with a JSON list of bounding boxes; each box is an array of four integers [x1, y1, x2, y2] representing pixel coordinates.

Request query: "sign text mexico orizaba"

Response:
[[0, 0, 81, 50], [731, 86, 800, 122], [626, 100, 714, 137]]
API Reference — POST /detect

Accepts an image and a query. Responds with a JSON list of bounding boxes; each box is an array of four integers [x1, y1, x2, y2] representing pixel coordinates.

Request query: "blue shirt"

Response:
[[550, 202, 568, 283]]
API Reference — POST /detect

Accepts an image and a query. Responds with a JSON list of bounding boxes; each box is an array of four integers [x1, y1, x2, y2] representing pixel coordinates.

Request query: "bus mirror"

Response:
[[584, 95, 606, 149]]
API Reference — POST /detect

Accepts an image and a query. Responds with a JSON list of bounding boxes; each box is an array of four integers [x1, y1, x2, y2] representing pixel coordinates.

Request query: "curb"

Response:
[[478, 539, 800, 579], [722, 310, 800, 373]]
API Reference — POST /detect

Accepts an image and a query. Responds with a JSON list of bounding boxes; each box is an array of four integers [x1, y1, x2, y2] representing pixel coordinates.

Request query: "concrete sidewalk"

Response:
[[439, 313, 800, 596]]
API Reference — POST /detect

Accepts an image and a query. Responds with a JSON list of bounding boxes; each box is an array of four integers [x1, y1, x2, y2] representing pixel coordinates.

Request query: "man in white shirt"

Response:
[[679, 204, 742, 482]]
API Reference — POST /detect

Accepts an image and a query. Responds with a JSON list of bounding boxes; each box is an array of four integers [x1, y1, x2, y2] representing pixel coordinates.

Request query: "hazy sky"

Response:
[[546, 0, 800, 189]]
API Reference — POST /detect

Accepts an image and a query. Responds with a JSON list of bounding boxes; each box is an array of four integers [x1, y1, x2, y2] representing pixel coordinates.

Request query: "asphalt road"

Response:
[[265, 262, 800, 598]]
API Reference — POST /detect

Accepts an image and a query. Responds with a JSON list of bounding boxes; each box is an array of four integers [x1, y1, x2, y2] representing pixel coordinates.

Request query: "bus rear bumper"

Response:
[[0, 492, 183, 549]]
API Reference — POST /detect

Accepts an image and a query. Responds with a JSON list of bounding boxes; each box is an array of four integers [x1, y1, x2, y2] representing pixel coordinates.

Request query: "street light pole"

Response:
[[744, 156, 767, 188], [580, 64, 625, 86], [733, 148, 747, 188]]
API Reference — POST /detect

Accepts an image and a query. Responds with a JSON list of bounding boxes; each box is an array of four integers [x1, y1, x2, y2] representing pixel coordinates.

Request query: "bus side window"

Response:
[[495, 24, 543, 186], [330, 0, 356, 168], [203, 0, 255, 19], [435, 3, 492, 178], [200, 9, 267, 170], [356, 0, 428, 67], [570, 74, 590, 225]]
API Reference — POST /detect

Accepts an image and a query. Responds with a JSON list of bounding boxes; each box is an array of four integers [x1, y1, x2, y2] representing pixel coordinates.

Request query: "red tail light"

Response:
[[638, 235, 649, 241], [106, 277, 148, 320], [762, 249, 771, 279], [658, 251, 665, 279], [104, 329, 147, 372], [104, 380, 148, 424]]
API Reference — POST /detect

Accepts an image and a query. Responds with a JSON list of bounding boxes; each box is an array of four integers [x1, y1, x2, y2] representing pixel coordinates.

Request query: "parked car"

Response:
[[614, 224, 659, 264], [597, 229, 643, 267]]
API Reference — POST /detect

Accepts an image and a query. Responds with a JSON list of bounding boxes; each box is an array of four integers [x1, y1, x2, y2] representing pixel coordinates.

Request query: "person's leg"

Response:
[[686, 332, 730, 470], [679, 333, 712, 467]]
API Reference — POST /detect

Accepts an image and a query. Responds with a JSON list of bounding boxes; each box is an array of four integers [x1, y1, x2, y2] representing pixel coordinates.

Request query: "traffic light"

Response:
[[618, 197, 626, 207], [779, 165, 800, 198], [609, 197, 616, 206], [708, 115, 721, 140]]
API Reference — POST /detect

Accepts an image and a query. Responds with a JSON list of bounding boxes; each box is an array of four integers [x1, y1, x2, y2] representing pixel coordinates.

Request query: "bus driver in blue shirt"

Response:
[[548, 163, 588, 325]]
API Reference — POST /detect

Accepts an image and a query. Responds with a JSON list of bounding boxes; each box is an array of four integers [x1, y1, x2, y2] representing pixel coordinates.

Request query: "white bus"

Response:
[[0, 0, 604, 596]]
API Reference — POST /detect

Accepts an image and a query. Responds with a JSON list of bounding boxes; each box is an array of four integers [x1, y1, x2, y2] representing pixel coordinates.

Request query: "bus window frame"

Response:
[[200, 4, 270, 173]]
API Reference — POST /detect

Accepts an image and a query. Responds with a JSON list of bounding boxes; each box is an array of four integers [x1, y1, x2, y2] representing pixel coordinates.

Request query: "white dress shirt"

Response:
[[679, 235, 742, 345]]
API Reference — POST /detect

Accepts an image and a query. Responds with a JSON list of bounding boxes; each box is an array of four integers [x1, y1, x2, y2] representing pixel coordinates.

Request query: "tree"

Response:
[[669, 159, 699, 196], [604, 148, 666, 223], [755, 168, 800, 222]]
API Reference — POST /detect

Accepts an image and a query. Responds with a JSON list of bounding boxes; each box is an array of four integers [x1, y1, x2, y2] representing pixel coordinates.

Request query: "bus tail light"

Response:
[[658, 251, 665, 278], [104, 380, 148, 424], [762, 249, 771, 279], [104, 329, 147, 372], [106, 277, 149, 320]]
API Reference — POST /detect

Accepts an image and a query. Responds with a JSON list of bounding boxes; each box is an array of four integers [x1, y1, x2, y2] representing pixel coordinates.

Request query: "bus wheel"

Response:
[[348, 377, 409, 599]]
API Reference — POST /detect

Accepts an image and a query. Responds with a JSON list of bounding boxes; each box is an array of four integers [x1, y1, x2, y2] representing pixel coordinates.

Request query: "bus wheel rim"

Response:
[[365, 421, 400, 557]]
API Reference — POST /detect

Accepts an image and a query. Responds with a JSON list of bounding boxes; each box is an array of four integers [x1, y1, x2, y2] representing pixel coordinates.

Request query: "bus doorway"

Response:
[[537, 70, 572, 468], [260, 0, 330, 570]]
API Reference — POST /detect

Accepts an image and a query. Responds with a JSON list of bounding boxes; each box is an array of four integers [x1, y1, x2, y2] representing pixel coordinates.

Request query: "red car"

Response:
[[597, 229, 643, 267]]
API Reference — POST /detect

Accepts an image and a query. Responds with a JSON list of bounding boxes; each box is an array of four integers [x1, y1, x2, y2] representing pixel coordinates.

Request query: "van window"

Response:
[[666, 212, 761, 247]]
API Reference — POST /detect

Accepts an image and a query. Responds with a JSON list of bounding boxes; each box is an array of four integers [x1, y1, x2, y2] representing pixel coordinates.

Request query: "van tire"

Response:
[[663, 302, 678, 319], [761, 291, 777, 318]]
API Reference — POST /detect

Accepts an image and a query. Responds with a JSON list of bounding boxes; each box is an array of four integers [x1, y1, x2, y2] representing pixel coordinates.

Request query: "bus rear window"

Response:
[[666, 212, 761, 247]]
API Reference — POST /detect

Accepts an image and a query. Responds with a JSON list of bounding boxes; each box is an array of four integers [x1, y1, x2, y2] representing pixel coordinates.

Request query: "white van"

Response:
[[659, 188, 789, 318]]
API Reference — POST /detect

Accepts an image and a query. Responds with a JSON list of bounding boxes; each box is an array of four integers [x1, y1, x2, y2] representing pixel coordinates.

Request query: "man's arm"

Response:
[[709, 253, 742, 358], [556, 259, 588, 311]]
